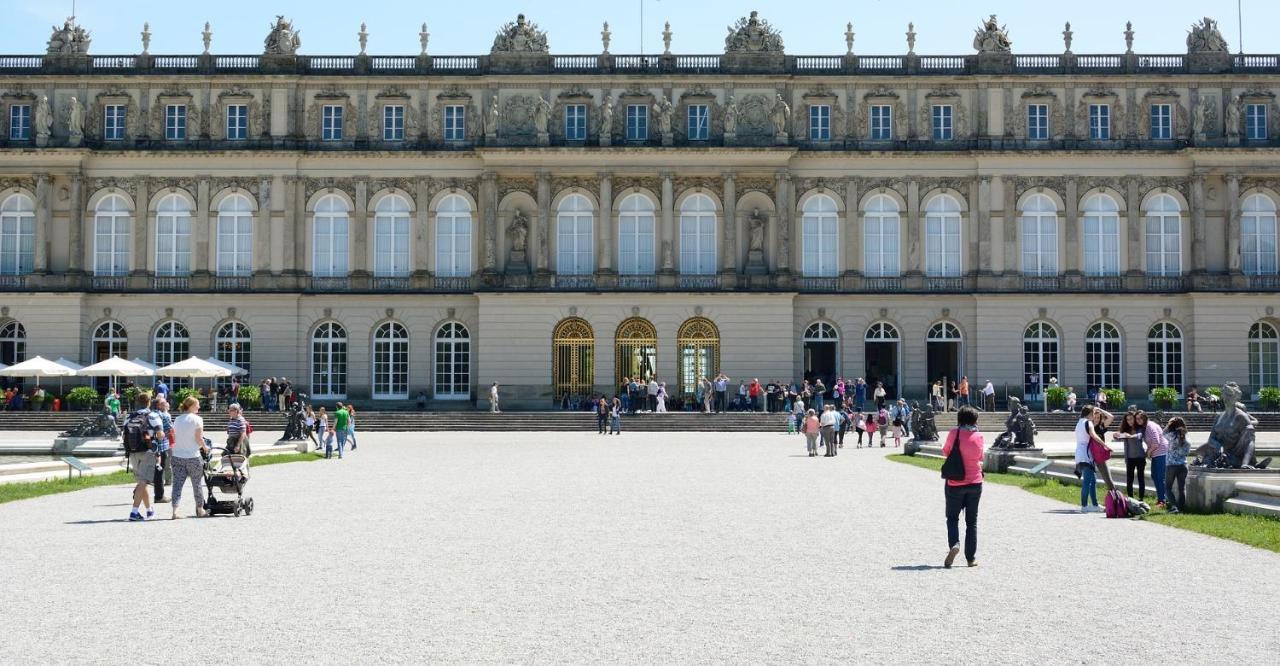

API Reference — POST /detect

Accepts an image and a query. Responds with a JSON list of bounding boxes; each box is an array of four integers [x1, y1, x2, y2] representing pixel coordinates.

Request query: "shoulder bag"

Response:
[[941, 430, 966, 481]]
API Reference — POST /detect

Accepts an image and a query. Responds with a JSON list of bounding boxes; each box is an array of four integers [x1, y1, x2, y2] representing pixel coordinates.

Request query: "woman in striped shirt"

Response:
[[221, 403, 251, 478]]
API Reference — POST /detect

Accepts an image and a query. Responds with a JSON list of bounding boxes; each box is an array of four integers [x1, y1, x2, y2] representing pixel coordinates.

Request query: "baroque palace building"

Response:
[[1, 12, 1279, 406]]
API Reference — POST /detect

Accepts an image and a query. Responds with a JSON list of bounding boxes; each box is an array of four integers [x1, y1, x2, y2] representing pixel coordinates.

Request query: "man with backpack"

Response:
[[123, 392, 164, 521]]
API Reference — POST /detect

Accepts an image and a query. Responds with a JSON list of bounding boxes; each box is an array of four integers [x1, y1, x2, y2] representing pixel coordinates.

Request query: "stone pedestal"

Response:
[[598, 134, 611, 147], [1186, 467, 1280, 512], [68, 131, 83, 148], [52, 436, 121, 456], [507, 249, 530, 275], [724, 132, 736, 146], [537, 131, 550, 147], [281, 437, 312, 454], [774, 132, 789, 146], [983, 447, 1044, 474], [744, 249, 768, 275]]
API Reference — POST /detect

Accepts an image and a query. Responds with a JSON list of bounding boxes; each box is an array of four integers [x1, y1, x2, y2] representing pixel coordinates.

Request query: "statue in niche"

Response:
[[1193, 96, 1214, 136], [656, 96, 674, 137], [1224, 96, 1242, 137], [67, 96, 84, 142], [770, 94, 790, 135], [34, 95, 52, 140], [723, 96, 738, 135], [508, 209, 529, 252], [485, 95, 499, 136], [600, 95, 614, 135], [534, 96, 551, 134], [748, 208, 766, 252]]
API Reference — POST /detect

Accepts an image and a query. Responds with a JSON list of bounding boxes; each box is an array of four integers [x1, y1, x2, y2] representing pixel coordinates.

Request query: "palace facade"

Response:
[[1, 13, 1279, 406]]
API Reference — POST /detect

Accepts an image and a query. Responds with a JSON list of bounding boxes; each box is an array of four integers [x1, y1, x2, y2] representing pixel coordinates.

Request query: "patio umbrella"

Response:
[[78, 356, 155, 393], [207, 358, 248, 376], [0, 355, 79, 387], [155, 356, 233, 400], [52, 358, 84, 395], [130, 358, 160, 387]]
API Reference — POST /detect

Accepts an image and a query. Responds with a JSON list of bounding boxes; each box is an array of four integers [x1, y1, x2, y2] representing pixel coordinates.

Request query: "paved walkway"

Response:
[[3, 431, 1277, 663]]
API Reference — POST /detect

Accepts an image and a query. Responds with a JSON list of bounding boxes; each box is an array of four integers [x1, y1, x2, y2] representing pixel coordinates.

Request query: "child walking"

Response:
[[864, 412, 877, 448], [318, 407, 334, 459]]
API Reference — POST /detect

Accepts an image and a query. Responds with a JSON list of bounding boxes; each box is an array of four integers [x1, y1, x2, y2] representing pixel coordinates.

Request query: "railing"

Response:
[[1021, 276, 1060, 291], [674, 55, 720, 70], [152, 276, 190, 291], [372, 276, 412, 291], [432, 55, 479, 70], [1248, 274, 1280, 290], [550, 275, 596, 290], [371, 56, 416, 71], [553, 55, 596, 70], [1014, 55, 1061, 71], [215, 55, 260, 69], [617, 275, 657, 290], [919, 56, 965, 70], [1138, 54, 1184, 70], [794, 55, 842, 71], [307, 55, 355, 70], [90, 275, 126, 290], [1075, 54, 1123, 70], [1083, 275, 1123, 291], [1235, 55, 1280, 69], [310, 276, 350, 291], [863, 276, 903, 292], [925, 276, 965, 291], [858, 55, 904, 70], [152, 55, 198, 69], [677, 275, 719, 290], [0, 55, 42, 69], [433, 275, 474, 292], [0, 275, 28, 289], [1145, 275, 1186, 292], [614, 55, 659, 69], [797, 276, 839, 291], [212, 276, 251, 291], [91, 55, 135, 69]]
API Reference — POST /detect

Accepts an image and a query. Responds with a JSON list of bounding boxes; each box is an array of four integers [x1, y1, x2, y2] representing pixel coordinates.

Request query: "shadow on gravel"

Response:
[[64, 518, 136, 525], [890, 565, 948, 571], [1043, 509, 1087, 515]]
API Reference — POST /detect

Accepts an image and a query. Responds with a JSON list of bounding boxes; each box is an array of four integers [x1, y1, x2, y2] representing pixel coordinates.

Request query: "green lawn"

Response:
[[888, 454, 1280, 554], [0, 451, 323, 506]]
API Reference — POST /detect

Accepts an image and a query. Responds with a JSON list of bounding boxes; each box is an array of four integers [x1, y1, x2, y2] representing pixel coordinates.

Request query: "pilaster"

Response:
[[536, 170, 551, 275], [659, 173, 674, 273], [194, 177, 210, 275], [351, 179, 369, 278], [1226, 174, 1242, 275], [33, 174, 49, 273], [1190, 175, 1206, 273], [844, 178, 860, 276], [131, 178, 150, 278], [481, 172, 498, 273], [1064, 177, 1080, 274], [68, 174, 83, 274], [598, 172, 614, 273], [905, 179, 921, 276], [1124, 176, 1141, 274]]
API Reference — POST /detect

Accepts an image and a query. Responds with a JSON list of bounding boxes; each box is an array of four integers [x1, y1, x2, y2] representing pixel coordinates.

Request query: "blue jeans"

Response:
[[813, 394, 824, 411], [1150, 455, 1167, 503], [610, 414, 621, 434], [335, 429, 347, 457], [1080, 463, 1098, 507]]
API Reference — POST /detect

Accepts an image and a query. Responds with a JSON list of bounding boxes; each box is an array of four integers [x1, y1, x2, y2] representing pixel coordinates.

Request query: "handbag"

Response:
[[940, 430, 966, 481], [1088, 439, 1112, 464]]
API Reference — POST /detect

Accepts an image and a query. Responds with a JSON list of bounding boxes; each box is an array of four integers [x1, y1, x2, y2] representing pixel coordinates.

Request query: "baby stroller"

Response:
[[204, 440, 254, 517]]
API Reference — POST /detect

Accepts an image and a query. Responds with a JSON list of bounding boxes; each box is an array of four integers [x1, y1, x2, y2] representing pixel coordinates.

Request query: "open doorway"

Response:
[[926, 322, 963, 395], [864, 321, 900, 399], [803, 322, 839, 392]]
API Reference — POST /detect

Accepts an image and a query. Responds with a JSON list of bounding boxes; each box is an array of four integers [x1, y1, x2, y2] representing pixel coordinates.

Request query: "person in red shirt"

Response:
[[957, 376, 970, 408], [748, 378, 762, 412], [942, 406, 985, 568]]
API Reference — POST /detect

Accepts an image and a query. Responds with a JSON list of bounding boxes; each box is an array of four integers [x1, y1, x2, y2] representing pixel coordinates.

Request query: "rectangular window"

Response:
[[322, 105, 344, 141], [383, 104, 405, 141], [1027, 104, 1048, 140], [8, 104, 31, 140], [1150, 103, 1171, 140], [870, 105, 892, 140], [687, 104, 709, 141], [444, 104, 465, 141], [104, 104, 126, 141], [809, 104, 831, 141], [626, 104, 648, 141], [565, 104, 587, 141], [931, 104, 953, 141], [225, 104, 248, 140], [1089, 104, 1110, 140], [1246, 103, 1268, 140], [164, 104, 186, 141]]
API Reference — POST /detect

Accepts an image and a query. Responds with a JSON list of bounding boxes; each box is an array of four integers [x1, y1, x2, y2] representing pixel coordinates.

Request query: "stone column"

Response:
[[1190, 175, 1206, 273], [721, 172, 737, 274], [536, 170, 551, 273], [1064, 178, 1080, 274], [1124, 177, 1140, 274], [905, 179, 921, 275], [68, 174, 83, 274], [480, 172, 498, 272], [775, 171, 791, 273], [132, 178, 150, 275], [1226, 174, 1242, 274], [845, 178, 860, 275], [33, 174, 49, 273], [284, 176, 302, 274], [352, 179, 368, 276], [660, 173, 674, 272], [195, 177, 210, 274], [971, 176, 987, 274], [255, 178, 272, 275], [1001, 175, 1017, 273], [413, 177, 430, 278], [598, 172, 614, 272]]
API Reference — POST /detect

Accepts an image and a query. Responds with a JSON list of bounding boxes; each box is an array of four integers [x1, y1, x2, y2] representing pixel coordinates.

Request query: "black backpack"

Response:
[[122, 410, 153, 454]]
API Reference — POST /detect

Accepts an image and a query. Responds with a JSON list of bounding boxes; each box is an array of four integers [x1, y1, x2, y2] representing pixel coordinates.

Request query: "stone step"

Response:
[[1223, 496, 1280, 519]]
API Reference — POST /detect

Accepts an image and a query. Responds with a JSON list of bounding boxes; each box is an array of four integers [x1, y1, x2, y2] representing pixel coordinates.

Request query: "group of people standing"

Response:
[[1074, 405, 1190, 513], [793, 393, 914, 451]]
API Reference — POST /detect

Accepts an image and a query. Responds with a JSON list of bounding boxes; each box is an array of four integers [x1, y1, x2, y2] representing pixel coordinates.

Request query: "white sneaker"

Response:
[[1080, 507, 1090, 514]]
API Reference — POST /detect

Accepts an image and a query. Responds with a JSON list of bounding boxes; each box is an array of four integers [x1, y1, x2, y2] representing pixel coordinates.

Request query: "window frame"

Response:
[[0, 193, 35, 276], [225, 103, 248, 141], [164, 104, 187, 141], [1088, 103, 1110, 140], [93, 194, 131, 276], [382, 104, 405, 142], [1146, 322, 1184, 394], [1245, 103, 1268, 140], [617, 193, 656, 276], [373, 194, 412, 277], [104, 104, 127, 141], [687, 104, 709, 141], [1085, 321, 1123, 392], [443, 104, 466, 141], [556, 194, 594, 276], [1020, 194, 1059, 277], [862, 195, 901, 278], [154, 194, 192, 277], [678, 194, 717, 275], [1242, 193, 1278, 276], [924, 195, 962, 277], [809, 104, 831, 141], [321, 104, 344, 141], [1143, 194, 1183, 276], [625, 104, 649, 141], [1149, 103, 1172, 140], [434, 194, 473, 278], [801, 194, 839, 278], [870, 104, 893, 140], [371, 322, 410, 400], [8, 104, 31, 141], [564, 103, 587, 141], [1082, 194, 1121, 276], [215, 194, 254, 277], [931, 104, 953, 141], [312, 195, 350, 278], [1027, 103, 1048, 141]]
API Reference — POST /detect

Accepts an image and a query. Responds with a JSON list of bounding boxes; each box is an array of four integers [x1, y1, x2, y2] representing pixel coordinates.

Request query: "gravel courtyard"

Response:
[[3, 431, 1277, 664]]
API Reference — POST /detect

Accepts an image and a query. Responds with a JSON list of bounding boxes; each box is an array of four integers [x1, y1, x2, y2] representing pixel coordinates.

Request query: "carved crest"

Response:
[[491, 14, 549, 54], [724, 11, 784, 53], [1186, 17, 1228, 54], [972, 15, 1011, 54], [47, 17, 91, 55], [263, 15, 301, 55]]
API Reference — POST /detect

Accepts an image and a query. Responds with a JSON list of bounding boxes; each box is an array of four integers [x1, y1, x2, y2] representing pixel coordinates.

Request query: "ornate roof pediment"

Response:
[[724, 11, 784, 54], [491, 14, 549, 54]]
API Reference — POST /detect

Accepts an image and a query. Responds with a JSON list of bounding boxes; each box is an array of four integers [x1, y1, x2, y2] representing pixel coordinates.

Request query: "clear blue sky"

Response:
[[4, 0, 1270, 56]]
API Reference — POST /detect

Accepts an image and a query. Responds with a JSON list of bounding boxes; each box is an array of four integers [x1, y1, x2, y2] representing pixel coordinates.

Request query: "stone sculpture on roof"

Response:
[[724, 11, 784, 53], [1186, 17, 1228, 54], [264, 16, 301, 55], [973, 14, 1012, 54], [492, 14, 549, 54], [47, 17, 91, 55]]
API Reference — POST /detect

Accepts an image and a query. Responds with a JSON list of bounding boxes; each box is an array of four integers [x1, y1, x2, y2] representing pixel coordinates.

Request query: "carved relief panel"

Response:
[[150, 89, 201, 140], [1076, 87, 1127, 139], [1136, 86, 1186, 139], [918, 87, 968, 141], [305, 89, 358, 141], [212, 87, 264, 141], [856, 87, 906, 140], [1007, 86, 1066, 140]]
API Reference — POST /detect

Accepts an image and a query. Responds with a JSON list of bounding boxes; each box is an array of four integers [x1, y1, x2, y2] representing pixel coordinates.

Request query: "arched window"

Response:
[[1242, 194, 1278, 276], [552, 317, 594, 398], [865, 322, 900, 341], [1082, 193, 1121, 276], [557, 194, 594, 275], [924, 195, 962, 277], [0, 320, 25, 366], [804, 322, 839, 341], [927, 322, 962, 341], [155, 193, 192, 276], [679, 194, 716, 275], [92, 321, 128, 361], [677, 317, 720, 397], [1020, 194, 1058, 276], [434, 322, 471, 399], [1085, 321, 1122, 391], [372, 322, 409, 399], [1144, 194, 1183, 276], [1248, 322, 1280, 394], [618, 193, 656, 275], [435, 194, 472, 278], [1147, 322, 1183, 393], [801, 194, 839, 277], [214, 322, 251, 392], [0, 193, 35, 275], [615, 317, 657, 383], [863, 195, 900, 278], [153, 320, 191, 388], [311, 322, 347, 399], [1023, 322, 1059, 399], [373, 194, 412, 277], [216, 194, 254, 276], [313, 195, 349, 278], [94, 194, 131, 276]]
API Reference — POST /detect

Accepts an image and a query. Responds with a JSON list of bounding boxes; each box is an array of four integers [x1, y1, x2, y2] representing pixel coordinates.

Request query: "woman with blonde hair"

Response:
[[169, 396, 208, 519], [802, 408, 821, 457]]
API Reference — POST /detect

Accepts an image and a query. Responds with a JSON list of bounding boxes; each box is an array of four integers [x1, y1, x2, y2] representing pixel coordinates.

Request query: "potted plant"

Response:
[[1102, 388, 1127, 408], [237, 385, 262, 410], [66, 386, 99, 411], [1150, 387, 1178, 410], [1259, 387, 1280, 410], [1045, 386, 1068, 410]]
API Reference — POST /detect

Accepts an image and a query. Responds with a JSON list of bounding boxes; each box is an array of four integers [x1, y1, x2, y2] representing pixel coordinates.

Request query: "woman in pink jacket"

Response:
[[942, 406, 985, 568]]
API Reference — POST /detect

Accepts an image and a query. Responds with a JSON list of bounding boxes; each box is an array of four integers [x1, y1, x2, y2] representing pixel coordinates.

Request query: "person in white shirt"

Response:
[[489, 382, 500, 413], [819, 404, 838, 456], [981, 380, 996, 412], [169, 396, 209, 520], [1066, 387, 1077, 412], [646, 379, 659, 412]]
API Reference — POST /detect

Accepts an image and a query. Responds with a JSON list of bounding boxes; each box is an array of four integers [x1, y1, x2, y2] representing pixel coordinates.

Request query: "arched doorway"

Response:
[[926, 322, 963, 390], [803, 322, 839, 390], [677, 317, 720, 398], [311, 322, 348, 400], [434, 322, 471, 400], [552, 317, 594, 401], [1023, 322, 1059, 402], [864, 322, 900, 399], [91, 321, 127, 393], [614, 317, 657, 385]]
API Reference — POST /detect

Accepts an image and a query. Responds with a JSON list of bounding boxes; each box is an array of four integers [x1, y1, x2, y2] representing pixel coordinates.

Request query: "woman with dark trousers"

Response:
[[1114, 411, 1148, 499], [942, 406, 985, 569]]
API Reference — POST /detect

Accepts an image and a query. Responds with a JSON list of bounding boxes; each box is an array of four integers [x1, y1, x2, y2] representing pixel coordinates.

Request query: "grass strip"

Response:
[[0, 451, 323, 506], [888, 454, 1280, 554]]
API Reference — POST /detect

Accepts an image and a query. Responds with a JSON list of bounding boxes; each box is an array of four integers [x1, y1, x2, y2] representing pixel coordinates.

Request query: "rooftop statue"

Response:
[[264, 15, 301, 55], [492, 14, 549, 54], [47, 16, 91, 55], [724, 11, 784, 53], [1186, 17, 1228, 54], [973, 14, 1011, 54]]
